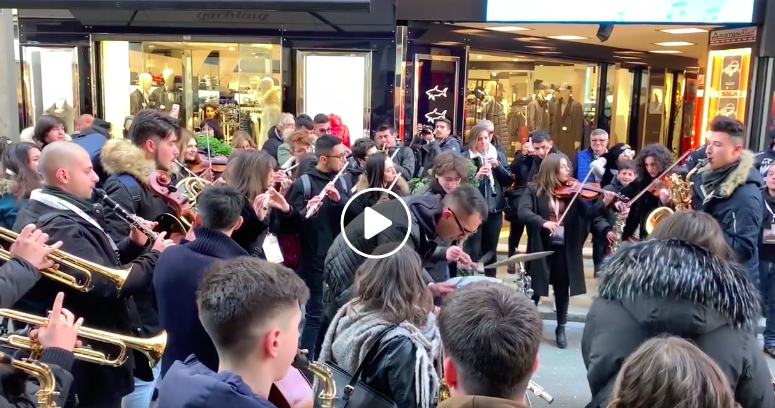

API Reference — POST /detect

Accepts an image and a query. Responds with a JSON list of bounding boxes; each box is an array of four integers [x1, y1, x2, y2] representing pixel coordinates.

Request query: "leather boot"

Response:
[[555, 325, 567, 349]]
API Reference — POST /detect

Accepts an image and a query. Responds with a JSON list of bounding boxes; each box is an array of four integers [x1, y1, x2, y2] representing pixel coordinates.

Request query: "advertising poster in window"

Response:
[[413, 55, 459, 134]]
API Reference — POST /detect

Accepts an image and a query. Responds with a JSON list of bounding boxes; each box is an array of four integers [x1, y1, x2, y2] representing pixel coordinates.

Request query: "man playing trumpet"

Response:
[[12, 141, 173, 408]]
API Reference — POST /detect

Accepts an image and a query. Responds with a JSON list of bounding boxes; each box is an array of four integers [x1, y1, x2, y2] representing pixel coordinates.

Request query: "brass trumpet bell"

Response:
[[0, 308, 166, 367], [0, 227, 130, 292]]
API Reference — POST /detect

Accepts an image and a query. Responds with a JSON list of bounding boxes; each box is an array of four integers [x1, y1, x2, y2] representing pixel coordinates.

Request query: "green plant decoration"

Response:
[[196, 134, 232, 157], [409, 160, 480, 193]]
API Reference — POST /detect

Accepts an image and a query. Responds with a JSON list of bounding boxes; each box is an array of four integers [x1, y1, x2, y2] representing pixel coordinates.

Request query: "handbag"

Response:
[[317, 326, 398, 408]]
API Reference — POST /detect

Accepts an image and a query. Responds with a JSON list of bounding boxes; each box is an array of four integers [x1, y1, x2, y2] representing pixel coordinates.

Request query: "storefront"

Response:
[[13, 0, 396, 145], [396, 0, 763, 155]]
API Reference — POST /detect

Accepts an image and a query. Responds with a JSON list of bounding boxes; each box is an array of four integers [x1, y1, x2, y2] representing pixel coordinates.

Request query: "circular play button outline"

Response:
[[340, 187, 412, 259]]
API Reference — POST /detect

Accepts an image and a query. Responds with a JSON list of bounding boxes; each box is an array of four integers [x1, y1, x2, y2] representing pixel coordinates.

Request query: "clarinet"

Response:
[[94, 189, 159, 241]]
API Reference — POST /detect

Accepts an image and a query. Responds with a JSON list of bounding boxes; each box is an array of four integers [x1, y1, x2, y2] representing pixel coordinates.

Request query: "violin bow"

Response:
[[205, 127, 213, 175], [627, 149, 692, 208], [556, 164, 597, 227]]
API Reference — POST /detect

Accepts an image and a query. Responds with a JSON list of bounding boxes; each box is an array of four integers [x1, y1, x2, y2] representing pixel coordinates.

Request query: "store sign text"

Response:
[[710, 90, 747, 98], [709, 27, 757, 45]]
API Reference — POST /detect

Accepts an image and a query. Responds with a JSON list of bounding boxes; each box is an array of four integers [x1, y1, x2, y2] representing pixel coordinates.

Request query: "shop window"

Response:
[[21, 47, 80, 133], [466, 52, 599, 158], [100, 41, 281, 143], [613, 69, 634, 144]]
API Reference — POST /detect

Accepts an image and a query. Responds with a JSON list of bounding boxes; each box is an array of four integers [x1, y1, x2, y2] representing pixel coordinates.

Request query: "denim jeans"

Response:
[[121, 361, 161, 408], [760, 261, 775, 346], [299, 270, 324, 361]]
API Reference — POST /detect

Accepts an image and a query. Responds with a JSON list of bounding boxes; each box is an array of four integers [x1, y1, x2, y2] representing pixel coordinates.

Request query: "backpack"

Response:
[[106, 174, 143, 214]]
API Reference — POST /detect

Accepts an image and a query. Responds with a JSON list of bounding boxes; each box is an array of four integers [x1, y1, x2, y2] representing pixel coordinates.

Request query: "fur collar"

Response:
[[100, 139, 156, 184], [0, 178, 16, 196], [355, 174, 409, 195], [597, 239, 760, 331], [692, 149, 755, 198]]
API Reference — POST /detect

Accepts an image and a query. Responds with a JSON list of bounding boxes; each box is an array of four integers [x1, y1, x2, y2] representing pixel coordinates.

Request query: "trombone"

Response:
[[0, 227, 130, 292], [0, 351, 58, 407], [0, 309, 166, 368]]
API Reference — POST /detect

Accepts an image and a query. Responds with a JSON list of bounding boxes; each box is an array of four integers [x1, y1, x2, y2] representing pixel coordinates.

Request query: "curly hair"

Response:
[[635, 143, 673, 180]]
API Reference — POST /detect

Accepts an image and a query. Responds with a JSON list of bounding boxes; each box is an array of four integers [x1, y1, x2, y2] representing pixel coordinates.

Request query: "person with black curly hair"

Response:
[[614, 143, 674, 242]]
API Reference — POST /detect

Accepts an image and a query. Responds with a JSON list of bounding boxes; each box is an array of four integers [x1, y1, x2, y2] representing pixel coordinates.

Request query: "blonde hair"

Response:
[[230, 131, 256, 150], [533, 153, 569, 197], [607, 336, 739, 408], [466, 123, 489, 151]]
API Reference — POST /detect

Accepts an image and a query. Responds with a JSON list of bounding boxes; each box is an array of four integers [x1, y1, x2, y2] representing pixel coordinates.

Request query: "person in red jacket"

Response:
[[328, 114, 351, 148]]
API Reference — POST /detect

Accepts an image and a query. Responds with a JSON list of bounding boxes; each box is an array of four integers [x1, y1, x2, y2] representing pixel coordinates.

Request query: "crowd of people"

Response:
[[0, 106, 769, 408]]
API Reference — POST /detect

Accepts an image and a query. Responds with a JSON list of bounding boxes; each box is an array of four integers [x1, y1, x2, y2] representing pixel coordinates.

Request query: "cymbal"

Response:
[[483, 251, 555, 269]]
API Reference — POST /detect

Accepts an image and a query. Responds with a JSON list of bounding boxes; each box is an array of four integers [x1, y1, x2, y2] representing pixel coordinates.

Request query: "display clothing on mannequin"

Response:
[[129, 89, 151, 115], [258, 87, 281, 147], [485, 98, 509, 147], [554, 96, 584, 155], [150, 86, 184, 116], [45, 99, 75, 134], [527, 96, 550, 134]]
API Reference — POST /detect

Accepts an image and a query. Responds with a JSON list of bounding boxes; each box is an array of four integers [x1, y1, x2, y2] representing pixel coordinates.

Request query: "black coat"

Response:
[[12, 194, 158, 405], [688, 150, 764, 287], [517, 186, 603, 297], [617, 177, 662, 241], [154, 226, 249, 378], [582, 240, 774, 408], [0, 348, 74, 408], [344, 174, 410, 226], [0, 258, 42, 309], [386, 146, 416, 181], [325, 196, 444, 306], [260, 126, 283, 161], [354, 335, 422, 408]]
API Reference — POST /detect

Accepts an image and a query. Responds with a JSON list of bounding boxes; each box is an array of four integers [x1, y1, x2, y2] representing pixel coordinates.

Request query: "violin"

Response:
[[186, 153, 228, 180], [148, 170, 196, 242], [554, 178, 628, 202], [648, 174, 672, 196]]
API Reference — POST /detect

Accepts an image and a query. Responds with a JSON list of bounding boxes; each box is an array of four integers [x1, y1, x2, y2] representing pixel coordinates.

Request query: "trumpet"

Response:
[[0, 309, 166, 368], [293, 350, 336, 408], [0, 227, 130, 292], [305, 162, 350, 219], [94, 189, 158, 242], [0, 351, 58, 407]]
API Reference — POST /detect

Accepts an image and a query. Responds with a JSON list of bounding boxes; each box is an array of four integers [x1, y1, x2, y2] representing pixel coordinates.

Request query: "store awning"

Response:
[[0, 0, 370, 11]]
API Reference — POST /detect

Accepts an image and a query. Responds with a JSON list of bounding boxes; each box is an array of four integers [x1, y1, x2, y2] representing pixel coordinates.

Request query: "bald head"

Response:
[[40, 142, 97, 200], [76, 114, 94, 131]]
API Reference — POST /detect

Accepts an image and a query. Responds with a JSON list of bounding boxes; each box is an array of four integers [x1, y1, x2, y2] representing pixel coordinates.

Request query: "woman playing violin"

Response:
[[518, 153, 613, 349], [613, 143, 674, 241]]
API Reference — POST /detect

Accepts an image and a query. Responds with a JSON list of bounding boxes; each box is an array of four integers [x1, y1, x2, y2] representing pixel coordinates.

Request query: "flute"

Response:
[[528, 380, 553, 403], [94, 188, 159, 241], [305, 162, 350, 219]]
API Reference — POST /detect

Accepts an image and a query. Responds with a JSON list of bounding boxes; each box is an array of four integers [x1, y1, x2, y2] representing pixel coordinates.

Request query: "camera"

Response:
[[419, 125, 434, 136]]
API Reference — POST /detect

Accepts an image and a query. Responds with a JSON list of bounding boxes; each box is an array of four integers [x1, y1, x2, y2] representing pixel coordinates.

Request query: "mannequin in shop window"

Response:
[[554, 83, 584, 156], [484, 80, 509, 148], [45, 98, 74, 134], [151, 68, 184, 122], [527, 83, 551, 135], [130, 73, 153, 115], [258, 77, 281, 148]]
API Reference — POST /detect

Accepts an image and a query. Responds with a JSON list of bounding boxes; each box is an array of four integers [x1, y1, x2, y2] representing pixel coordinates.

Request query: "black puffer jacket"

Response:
[[581, 239, 773, 408], [324, 195, 446, 306], [260, 126, 283, 161]]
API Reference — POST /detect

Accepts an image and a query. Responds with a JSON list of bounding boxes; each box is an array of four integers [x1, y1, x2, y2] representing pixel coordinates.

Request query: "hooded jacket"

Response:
[[343, 174, 410, 225], [439, 396, 530, 408], [324, 195, 445, 307], [581, 239, 774, 408], [260, 126, 283, 161], [688, 150, 764, 286], [157, 357, 277, 408]]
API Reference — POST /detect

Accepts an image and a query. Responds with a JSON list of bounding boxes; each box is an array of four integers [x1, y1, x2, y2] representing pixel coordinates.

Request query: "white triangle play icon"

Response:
[[364, 207, 392, 239]]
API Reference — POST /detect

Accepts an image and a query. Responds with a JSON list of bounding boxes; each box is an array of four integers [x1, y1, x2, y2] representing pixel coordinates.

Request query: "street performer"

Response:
[[12, 141, 174, 408]]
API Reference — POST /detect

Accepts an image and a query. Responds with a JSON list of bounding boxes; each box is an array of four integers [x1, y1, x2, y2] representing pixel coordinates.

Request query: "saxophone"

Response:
[[0, 352, 58, 407], [607, 215, 627, 254]]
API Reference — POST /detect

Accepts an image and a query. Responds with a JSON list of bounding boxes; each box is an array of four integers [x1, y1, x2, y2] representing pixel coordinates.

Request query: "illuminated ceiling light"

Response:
[[525, 45, 552, 49], [653, 41, 695, 46], [547, 35, 589, 40], [537, 51, 561, 54], [614, 50, 643, 54], [650, 50, 683, 54], [487, 26, 531, 32], [228, 47, 236, 51], [476, 55, 482, 59], [659, 28, 708, 34], [148, 45, 155, 48], [435, 41, 463, 46], [453, 29, 483, 34], [515, 37, 544, 42], [513, 58, 519, 61], [616, 56, 641, 60]]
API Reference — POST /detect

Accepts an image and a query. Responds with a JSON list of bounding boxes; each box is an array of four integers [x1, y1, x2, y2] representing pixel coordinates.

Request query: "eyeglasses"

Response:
[[325, 153, 347, 160], [318, 127, 332, 133], [590, 139, 608, 144], [449, 209, 477, 236]]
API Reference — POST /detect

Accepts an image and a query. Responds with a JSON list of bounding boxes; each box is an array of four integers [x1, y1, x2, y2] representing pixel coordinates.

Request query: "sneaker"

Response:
[[764, 344, 775, 358]]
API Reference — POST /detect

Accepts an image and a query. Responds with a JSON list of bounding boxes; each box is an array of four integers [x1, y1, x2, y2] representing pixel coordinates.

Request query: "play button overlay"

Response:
[[340, 187, 412, 259], [364, 207, 392, 239]]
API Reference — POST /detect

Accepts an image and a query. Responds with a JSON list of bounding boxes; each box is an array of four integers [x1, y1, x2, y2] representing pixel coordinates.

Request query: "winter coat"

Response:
[[260, 126, 283, 161], [439, 396, 530, 408], [517, 186, 604, 297], [617, 177, 663, 241], [344, 174, 410, 226], [526, 98, 550, 134], [413, 136, 462, 174], [12, 190, 159, 405], [688, 150, 764, 287], [329, 114, 351, 147], [324, 195, 446, 306], [0, 257, 41, 309], [0, 348, 74, 408], [0, 179, 26, 230], [461, 148, 512, 213], [581, 239, 774, 408], [99, 139, 175, 340], [685, 143, 708, 172], [387, 146, 417, 181], [158, 356, 277, 408]]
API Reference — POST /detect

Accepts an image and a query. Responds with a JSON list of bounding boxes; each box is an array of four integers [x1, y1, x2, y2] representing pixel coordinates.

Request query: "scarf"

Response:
[[40, 185, 94, 214], [319, 301, 441, 408], [701, 161, 739, 197]]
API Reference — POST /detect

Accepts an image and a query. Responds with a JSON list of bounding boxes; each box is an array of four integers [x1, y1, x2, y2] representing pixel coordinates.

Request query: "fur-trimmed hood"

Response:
[[99, 139, 156, 184], [691, 149, 763, 198], [597, 239, 760, 332], [0, 178, 16, 196], [355, 174, 409, 195]]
